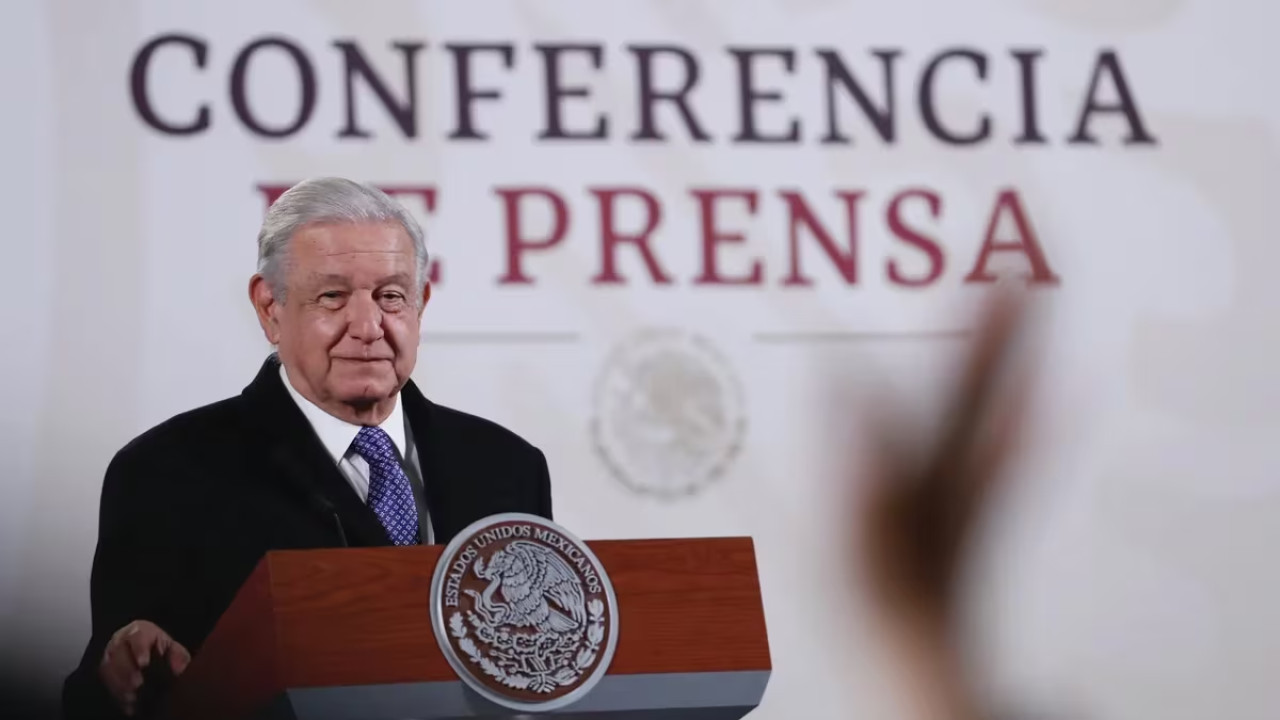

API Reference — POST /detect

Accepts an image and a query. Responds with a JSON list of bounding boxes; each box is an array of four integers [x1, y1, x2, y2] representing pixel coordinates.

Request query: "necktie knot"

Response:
[[351, 426, 398, 465]]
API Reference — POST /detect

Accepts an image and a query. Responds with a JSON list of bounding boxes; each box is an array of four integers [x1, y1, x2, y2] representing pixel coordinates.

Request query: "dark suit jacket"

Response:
[[62, 356, 553, 719]]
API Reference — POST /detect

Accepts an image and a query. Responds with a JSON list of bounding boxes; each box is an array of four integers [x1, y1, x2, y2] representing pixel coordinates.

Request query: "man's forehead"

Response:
[[311, 247, 412, 259], [291, 221, 413, 253]]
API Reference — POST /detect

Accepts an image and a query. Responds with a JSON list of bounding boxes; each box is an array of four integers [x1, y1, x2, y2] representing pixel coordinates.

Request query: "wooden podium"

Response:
[[163, 537, 771, 719]]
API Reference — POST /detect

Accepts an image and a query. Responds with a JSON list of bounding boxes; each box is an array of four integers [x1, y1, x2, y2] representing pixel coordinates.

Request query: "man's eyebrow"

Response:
[[303, 273, 413, 287]]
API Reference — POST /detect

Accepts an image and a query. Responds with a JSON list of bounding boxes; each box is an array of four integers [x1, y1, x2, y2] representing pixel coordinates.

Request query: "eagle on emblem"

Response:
[[464, 540, 588, 634]]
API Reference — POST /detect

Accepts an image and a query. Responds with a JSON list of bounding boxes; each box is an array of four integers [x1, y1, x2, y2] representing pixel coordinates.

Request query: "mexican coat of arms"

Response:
[[429, 513, 619, 712]]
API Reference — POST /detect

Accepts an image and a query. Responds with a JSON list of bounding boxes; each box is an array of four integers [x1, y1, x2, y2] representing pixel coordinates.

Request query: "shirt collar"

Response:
[[279, 363, 408, 463]]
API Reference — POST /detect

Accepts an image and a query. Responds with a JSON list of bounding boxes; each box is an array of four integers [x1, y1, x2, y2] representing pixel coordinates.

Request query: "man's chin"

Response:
[[330, 372, 400, 405], [334, 390, 396, 412]]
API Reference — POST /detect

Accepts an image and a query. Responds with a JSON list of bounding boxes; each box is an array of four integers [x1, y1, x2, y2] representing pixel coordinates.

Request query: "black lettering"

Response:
[[1011, 49, 1047, 144], [730, 47, 801, 143], [230, 37, 317, 139], [130, 34, 211, 135], [334, 40, 423, 139], [919, 48, 991, 145], [536, 44, 607, 140], [628, 45, 710, 142], [817, 48, 898, 144], [1069, 50, 1157, 145], [447, 43, 515, 140]]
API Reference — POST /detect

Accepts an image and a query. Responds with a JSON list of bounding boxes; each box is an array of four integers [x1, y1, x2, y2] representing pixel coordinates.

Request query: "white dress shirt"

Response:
[[279, 364, 432, 543]]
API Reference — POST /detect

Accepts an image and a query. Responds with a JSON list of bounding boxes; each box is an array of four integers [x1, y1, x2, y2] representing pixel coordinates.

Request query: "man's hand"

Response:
[[98, 620, 191, 716]]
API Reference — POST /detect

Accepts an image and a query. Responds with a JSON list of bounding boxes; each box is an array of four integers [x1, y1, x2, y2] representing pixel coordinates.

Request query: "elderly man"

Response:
[[62, 178, 553, 718]]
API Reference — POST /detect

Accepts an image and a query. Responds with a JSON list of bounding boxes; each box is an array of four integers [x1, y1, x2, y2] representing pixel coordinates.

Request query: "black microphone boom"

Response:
[[315, 496, 350, 548], [270, 447, 350, 548]]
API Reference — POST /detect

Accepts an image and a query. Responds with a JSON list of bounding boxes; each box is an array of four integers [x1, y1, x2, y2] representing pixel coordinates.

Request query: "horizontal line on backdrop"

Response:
[[753, 329, 973, 344], [421, 332, 581, 344]]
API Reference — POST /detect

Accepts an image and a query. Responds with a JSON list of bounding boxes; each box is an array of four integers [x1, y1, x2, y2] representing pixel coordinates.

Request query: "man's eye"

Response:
[[321, 291, 343, 299]]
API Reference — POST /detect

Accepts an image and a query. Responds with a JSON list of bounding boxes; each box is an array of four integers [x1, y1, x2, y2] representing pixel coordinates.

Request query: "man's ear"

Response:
[[249, 274, 282, 345], [417, 281, 432, 319]]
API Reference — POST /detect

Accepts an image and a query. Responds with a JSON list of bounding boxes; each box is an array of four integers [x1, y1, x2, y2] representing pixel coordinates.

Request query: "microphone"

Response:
[[314, 495, 349, 548], [271, 448, 349, 548]]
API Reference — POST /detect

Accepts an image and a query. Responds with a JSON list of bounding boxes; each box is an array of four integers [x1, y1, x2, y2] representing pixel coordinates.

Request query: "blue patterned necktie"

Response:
[[350, 426, 420, 546]]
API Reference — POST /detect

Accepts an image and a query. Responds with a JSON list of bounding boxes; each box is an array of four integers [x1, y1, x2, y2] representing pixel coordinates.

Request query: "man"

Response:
[[62, 178, 553, 719]]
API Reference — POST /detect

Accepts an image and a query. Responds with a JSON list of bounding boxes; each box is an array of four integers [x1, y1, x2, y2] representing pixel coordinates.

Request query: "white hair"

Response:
[[256, 177, 428, 302]]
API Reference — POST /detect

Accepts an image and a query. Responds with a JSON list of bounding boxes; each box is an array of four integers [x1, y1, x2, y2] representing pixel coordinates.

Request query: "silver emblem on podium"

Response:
[[429, 513, 620, 712]]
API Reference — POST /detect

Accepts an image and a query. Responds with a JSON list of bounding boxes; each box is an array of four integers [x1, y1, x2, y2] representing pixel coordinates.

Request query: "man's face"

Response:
[[253, 221, 429, 417]]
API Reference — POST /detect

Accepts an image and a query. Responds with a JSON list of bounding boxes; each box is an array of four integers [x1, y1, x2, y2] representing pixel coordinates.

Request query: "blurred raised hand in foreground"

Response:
[[855, 288, 1036, 720]]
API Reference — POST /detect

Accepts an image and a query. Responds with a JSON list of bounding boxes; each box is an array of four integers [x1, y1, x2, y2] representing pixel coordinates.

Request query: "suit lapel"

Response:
[[240, 355, 392, 547], [401, 380, 457, 544]]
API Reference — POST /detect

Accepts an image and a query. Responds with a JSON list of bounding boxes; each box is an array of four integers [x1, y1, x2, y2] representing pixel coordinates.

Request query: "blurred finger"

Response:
[[100, 643, 138, 698], [168, 642, 192, 675], [948, 290, 1026, 428], [119, 669, 141, 716], [123, 627, 157, 668], [955, 361, 1035, 529], [928, 290, 1029, 498]]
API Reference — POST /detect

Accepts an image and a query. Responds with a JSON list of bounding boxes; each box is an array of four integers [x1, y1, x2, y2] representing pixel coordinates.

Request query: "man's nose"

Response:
[[346, 293, 385, 342]]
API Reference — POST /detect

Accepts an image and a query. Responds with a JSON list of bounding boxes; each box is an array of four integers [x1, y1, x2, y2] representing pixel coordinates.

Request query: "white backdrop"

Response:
[[3, 1, 1279, 718]]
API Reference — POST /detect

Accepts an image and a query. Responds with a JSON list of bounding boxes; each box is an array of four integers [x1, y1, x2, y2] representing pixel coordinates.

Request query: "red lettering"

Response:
[[691, 189, 763, 285], [886, 189, 944, 287], [256, 184, 291, 208], [380, 186, 436, 210], [495, 187, 569, 285], [589, 187, 672, 285], [965, 189, 1059, 284], [780, 190, 862, 286]]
